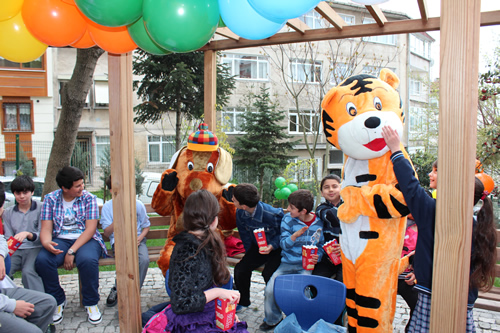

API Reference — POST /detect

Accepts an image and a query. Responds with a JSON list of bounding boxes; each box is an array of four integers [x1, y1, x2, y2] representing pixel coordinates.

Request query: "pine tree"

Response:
[[133, 50, 235, 150], [234, 87, 298, 199]]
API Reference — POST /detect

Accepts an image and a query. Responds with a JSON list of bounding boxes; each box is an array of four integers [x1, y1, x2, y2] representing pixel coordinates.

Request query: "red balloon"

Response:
[[70, 28, 95, 48], [87, 20, 137, 54], [22, 0, 86, 47], [476, 172, 495, 194]]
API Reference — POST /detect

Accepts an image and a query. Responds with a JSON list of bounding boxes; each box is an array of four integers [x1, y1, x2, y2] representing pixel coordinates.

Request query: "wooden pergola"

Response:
[[108, 1, 500, 332]]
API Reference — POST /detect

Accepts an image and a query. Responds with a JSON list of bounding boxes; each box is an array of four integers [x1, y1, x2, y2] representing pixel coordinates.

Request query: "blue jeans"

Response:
[[264, 262, 312, 325], [35, 238, 102, 306]]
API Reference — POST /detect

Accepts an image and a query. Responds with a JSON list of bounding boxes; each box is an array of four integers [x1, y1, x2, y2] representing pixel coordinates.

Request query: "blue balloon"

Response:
[[248, 0, 321, 22], [218, 0, 285, 40]]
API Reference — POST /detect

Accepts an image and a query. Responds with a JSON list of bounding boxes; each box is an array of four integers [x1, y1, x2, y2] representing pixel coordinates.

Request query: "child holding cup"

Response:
[[259, 189, 324, 331]]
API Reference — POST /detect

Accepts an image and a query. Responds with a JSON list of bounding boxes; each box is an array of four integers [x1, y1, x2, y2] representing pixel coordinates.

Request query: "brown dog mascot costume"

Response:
[[151, 123, 236, 275]]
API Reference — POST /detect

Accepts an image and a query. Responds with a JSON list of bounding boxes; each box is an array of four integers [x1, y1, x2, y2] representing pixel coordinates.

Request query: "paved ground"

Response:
[[14, 268, 500, 333]]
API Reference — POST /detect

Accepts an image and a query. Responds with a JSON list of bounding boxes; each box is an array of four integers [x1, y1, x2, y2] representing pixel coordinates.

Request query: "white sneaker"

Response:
[[53, 300, 66, 324], [85, 305, 102, 325]]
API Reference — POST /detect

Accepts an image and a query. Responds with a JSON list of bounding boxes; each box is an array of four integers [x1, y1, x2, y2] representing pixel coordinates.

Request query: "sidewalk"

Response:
[[15, 268, 500, 333]]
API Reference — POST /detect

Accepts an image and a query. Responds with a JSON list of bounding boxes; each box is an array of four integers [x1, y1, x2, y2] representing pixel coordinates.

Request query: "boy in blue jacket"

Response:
[[259, 189, 324, 331], [232, 183, 283, 311]]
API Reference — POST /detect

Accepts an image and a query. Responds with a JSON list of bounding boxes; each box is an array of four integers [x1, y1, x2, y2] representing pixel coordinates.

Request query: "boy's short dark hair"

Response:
[[233, 183, 260, 208], [0, 182, 5, 208], [56, 166, 84, 190], [288, 189, 314, 213], [320, 174, 341, 190], [11, 175, 35, 193]]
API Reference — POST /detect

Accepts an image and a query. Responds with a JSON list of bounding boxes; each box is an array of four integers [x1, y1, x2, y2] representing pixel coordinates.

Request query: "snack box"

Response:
[[253, 228, 268, 252], [323, 239, 342, 265], [7, 237, 21, 256], [302, 245, 318, 270], [215, 297, 236, 331]]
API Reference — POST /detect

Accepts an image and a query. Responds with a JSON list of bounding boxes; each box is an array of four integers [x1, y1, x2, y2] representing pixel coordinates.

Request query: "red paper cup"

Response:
[[302, 245, 318, 270], [7, 236, 21, 256], [215, 298, 236, 331], [253, 228, 268, 252], [323, 239, 342, 265]]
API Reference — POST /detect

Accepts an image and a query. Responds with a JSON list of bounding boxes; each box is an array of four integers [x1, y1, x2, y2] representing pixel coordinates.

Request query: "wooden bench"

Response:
[[475, 229, 500, 312]]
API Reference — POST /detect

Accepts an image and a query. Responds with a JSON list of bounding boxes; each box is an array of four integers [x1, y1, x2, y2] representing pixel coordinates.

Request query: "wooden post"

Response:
[[204, 50, 217, 130], [108, 52, 142, 333], [430, 0, 481, 331]]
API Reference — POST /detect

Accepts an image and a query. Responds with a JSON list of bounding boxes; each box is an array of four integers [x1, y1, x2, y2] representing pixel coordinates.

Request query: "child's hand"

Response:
[[217, 289, 241, 305], [291, 226, 309, 242], [332, 242, 341, 255], [14, 231, 31, 243], [259, 245, 273, 255], [381, 125, 401, 153], [311, 254, 319, 264], [405, 272, 416, 285]]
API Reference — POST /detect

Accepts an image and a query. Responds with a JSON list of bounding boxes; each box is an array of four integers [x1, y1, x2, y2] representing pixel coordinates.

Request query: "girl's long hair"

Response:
[[470, 177, 497, 291], [183, 189, 230, 286]]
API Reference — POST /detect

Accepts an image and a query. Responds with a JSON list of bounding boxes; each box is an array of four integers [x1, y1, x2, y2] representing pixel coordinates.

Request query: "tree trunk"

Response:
[[259, 170, 264, 201], [42, 48, 105, 198], [175, 101, 182, 151]]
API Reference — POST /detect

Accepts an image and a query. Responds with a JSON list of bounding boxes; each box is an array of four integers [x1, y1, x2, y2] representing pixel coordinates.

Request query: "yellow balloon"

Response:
[[0, 12, 47, 63], [0, 0, 23, 22]]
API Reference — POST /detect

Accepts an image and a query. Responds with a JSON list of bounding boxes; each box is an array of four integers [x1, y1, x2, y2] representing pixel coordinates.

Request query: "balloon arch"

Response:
[[0, 0, 323, 62]]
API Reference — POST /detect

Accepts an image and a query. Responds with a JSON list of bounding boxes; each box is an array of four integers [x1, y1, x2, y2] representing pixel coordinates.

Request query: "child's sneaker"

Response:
[[53, 300, 66, 324], [85, 305, 102, 325]]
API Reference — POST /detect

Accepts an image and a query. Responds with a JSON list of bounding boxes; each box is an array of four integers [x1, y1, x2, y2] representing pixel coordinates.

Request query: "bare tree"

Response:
[[43, 48, 105, 196]]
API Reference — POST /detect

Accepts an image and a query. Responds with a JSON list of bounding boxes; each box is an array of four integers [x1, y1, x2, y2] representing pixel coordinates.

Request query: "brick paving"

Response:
[[17, 268, 500, 333]]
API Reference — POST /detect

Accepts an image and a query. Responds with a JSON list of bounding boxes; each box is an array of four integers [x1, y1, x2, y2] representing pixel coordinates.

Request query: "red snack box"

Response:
[[302, 245, 318, 270], [7, 236, 21, 256], [253, 228, 268, 252], [323, 239, 342, 265], [215, 297, 236, 331]]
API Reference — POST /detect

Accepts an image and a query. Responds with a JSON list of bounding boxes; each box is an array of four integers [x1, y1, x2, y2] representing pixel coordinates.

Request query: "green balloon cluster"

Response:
[[274, 177, 298, 200]]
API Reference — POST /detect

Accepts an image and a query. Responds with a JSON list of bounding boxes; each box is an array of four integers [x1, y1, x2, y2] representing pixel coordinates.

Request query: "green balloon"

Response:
[[143, 0, 220, 53], [286, 184, 298, 192], [275, 177, 286, 189], [281, 187, 292, 199], [274, 189, 283, 200], [75, 0, 142, 27], [128, 18, 172, 55], [218, 16, 226, 28]]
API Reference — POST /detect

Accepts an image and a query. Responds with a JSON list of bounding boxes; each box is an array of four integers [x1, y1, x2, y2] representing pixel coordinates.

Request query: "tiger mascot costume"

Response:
[[321, 69, 414, 332]]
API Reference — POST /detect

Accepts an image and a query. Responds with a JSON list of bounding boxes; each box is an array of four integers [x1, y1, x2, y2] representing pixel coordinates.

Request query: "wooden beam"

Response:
[[417, 0, 429, 22], [366, 5, 387, 27], [204, 50, 216, 131], [430, 0, 481, 331], [315, 1, 345, 31], [200, 10, 500, 51], [286, 18, 310, 34], [108, 52, 141, 333], [215, 27, 240, 41]]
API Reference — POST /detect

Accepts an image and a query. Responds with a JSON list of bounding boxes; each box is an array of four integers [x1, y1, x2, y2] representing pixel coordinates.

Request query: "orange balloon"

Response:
[[22, 0, 86, 47], [70, 28, 95, 48], [476, 172, 495, 194], [61, 0, 76, 5], [87, 20, 137, 54]]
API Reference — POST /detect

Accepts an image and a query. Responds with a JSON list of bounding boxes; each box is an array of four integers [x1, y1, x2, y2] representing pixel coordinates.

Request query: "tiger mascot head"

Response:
[[321, 68, 404, 160]]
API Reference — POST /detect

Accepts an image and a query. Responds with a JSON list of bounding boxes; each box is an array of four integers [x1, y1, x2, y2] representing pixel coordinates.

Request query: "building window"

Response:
[[2, 103, 32, 132], [362, 18, 396, 45], [94, 81, 109, 107], [409, 106, 425, 133], [361, 66, 397, 77], [329, 149, 344, 165], [300, 10, 331, 28], [410, 34, 430, 59], [95, 136, 110, 166], [148, 136, 176, 163], [290, 59, 322, 83], [221, 107, 246, 133], [338, 13, 355, 25], [410, 79, 422, 96], [289, 110, 320, 133], [289, 158, 322, 181], [0, 56, 43, 70], [222, 54, 269, 80]]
